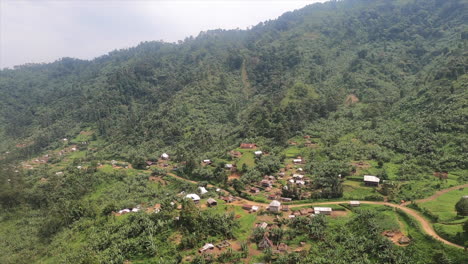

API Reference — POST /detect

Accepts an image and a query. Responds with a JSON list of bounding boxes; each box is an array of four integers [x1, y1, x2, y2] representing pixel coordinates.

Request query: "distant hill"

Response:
[[0, 0, 466, 169]]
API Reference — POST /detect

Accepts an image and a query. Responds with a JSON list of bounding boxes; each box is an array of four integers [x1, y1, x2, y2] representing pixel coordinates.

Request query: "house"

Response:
[[349, 201, 360, 207], [314, 207, 332, 215], [242, 205, 253, 210], [277, 243, 288, 252], [293, 159, 303, 164], [269, 200, 281, 212], [268, 194, 277, 200], [280, 197, 292, 202], [240, 143, 256, 149], [225, 163, 234, 169], [203, 159, 212, 164], [251, 206, 259, 212], [198, 186, 208, 194], [364, 175, 380, 186], [199, 243, 215, 253], [398, 236, 411, 244], [221, 196, 234, 203], [254, 151, 263, 156], [299, 209, 309, 216], [185, 193, 201, 203], [258, 235, 274, 249], [296, 180, 306, 185], [161, 153, 169, 160], [293, 174, 303, 179], [261, 179, 272, 187], [250, 187, 260, 193], [206, 198, 217, 207], [215, 240, 231, 249]]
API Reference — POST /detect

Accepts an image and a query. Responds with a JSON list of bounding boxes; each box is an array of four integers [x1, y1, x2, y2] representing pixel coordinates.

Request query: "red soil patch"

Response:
[[228, 173, 241, 180], [345, 94, 359, 105], [331, 210, 349, 218], [149, 176, 167, 185], [382, 231, 410, 247]]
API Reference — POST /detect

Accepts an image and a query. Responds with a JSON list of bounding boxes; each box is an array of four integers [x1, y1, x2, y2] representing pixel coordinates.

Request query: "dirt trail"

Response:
[[165, 172, 465, 249], [402, 184, 468, 206]]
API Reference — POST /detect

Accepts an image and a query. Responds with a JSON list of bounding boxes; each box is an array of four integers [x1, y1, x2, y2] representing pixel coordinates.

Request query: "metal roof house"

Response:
[[269, 200, 281, 212], [185, 193, 201, 203], [314, 207, 332, 215], [364, 175, 380, 186]]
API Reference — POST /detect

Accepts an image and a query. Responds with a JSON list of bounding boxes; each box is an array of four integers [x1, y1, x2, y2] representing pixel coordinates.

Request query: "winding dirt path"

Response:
[[402, 184, 468, 206], [165, 172, 465, 249]]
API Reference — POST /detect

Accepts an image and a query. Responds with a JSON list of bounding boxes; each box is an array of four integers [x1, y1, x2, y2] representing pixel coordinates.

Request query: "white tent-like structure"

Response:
[[185, 193, 201, 203]]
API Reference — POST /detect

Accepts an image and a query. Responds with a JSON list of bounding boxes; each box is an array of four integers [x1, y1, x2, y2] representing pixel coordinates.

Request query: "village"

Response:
[[10, 134, 467, 262]]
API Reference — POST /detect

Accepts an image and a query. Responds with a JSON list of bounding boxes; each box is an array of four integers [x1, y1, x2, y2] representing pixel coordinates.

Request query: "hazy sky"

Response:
[[0, 0, 325, 68]]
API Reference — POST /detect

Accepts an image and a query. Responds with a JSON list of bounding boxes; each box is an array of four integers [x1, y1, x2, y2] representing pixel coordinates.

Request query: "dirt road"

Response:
[[402, 184, 468, 206]]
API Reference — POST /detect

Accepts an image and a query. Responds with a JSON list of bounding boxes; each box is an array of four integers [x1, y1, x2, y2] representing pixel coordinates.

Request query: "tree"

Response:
[[455, 197, 468, 216]]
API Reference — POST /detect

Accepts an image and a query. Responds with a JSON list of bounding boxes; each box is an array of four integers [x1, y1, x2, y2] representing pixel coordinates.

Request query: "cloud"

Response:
[[0, 0, 323, 68]]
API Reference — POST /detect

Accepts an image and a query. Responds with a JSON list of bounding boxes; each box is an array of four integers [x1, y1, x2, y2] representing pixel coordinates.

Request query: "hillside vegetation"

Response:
[[0, 0, 467, 263]]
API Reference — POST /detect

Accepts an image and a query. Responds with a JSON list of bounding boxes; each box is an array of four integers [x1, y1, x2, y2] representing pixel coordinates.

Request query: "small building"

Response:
[[261, 179, 272, 187], [299, 209, 309, 216], [240, 143, 256, 149], [293, 174, 303, 179], [268, 194, 277, 200], [221, 196, 234, 203], [206, 198, 217, 207], [277, 243, 288, 252], [349, 201, 360, 207], [269, 200, 281, 212], [185, 193, 201, 203], [198, 186, 208, 194], [277, 172, 285, 177], [398, 236, 411, 245], [296, 180, 306, 185], [225, 163, 234, 169], [281, 205, 289, 212], [250, 187, 260, 193], [280, 197, 292, 202], [161, 153, 169, 160], [242, 204, 253, 210], [314, 207, 332, 215], [203, 159, 212, 164], [364, 175, 380, 186], [254, 151, 263, 156], [258, 222, 268, 229], [258, 235, 274, 250], [251, 206, 259, 212], [199, 243, 215, 253], [293, 159, 303, 164]]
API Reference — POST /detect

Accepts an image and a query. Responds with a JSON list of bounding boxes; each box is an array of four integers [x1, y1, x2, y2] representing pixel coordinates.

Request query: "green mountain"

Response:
[[1, 0, 467, 263]]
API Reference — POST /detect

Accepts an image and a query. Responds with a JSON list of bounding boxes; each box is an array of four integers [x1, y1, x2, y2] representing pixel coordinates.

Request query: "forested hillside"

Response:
[[0, 0, 467, 263]]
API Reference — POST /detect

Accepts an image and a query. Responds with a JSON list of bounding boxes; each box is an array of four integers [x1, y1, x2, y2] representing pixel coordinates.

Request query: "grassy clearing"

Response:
[[342, 180, 382, 200], [232, 206, 257, 241], [419, 188, 468, 222], [283, 146, 302, 158], [236, 150, 255, 168]]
